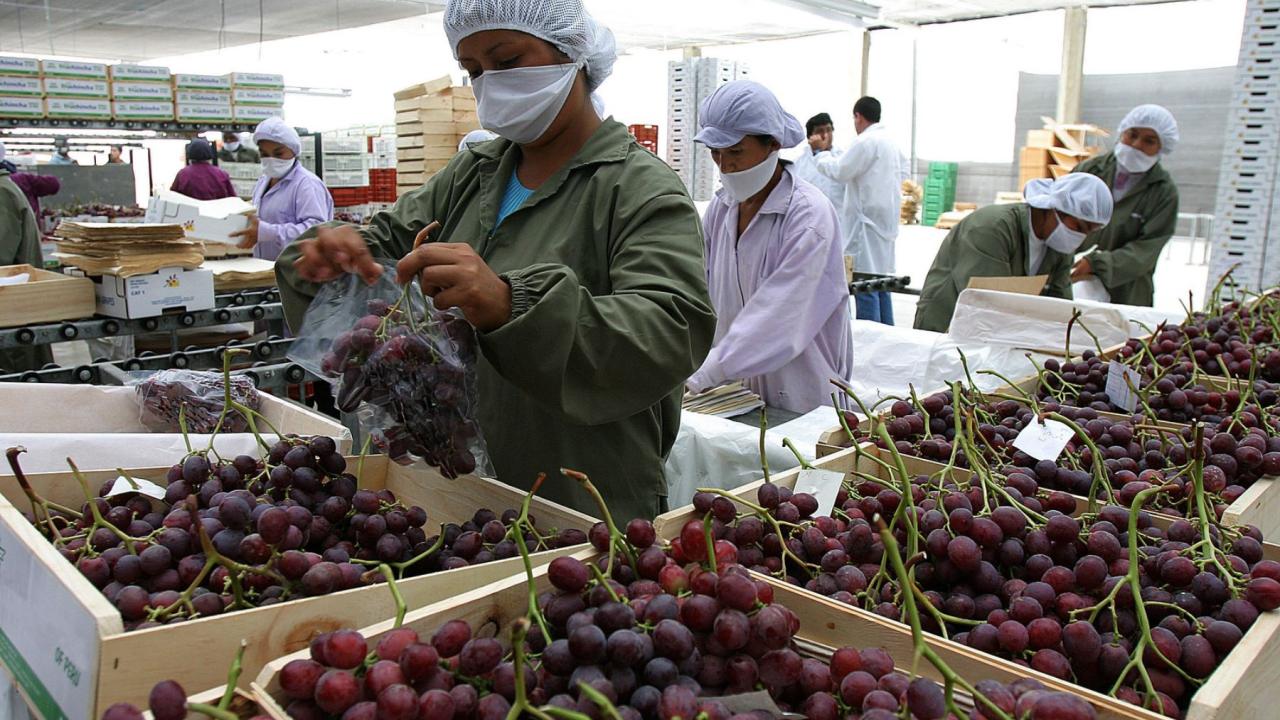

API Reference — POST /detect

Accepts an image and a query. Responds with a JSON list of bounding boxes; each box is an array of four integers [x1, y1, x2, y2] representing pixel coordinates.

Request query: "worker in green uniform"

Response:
[[1071, 104, 1180, 306], [0, 151, 54, 374], [275, 0, 715, 519], [913, 173, 1113, 333]]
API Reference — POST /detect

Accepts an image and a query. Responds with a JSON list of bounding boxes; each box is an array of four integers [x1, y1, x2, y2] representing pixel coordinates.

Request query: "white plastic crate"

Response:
[[323, 169, 369, 188], [322, 154, 369, 172], [322, 137, 366, 155]]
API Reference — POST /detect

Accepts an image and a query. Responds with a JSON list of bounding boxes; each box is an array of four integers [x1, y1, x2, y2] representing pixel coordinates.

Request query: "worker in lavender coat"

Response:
[[685, 80, 853, 415], [231, 117, 333, 261]]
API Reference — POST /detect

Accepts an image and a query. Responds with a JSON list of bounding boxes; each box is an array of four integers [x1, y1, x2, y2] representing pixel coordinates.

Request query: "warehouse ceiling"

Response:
[[0, 0, 444, 61], [0, 0, 1193, 63]]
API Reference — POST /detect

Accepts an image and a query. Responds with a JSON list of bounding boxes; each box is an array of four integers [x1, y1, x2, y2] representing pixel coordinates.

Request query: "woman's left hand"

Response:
[[231, 215, 260, 249], [397, 242, 512, 332], [1070, 257, 1093, 282]]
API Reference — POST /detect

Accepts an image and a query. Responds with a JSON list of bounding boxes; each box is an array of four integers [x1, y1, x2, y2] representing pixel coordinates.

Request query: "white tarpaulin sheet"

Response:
[[664, 411, 801, 508]]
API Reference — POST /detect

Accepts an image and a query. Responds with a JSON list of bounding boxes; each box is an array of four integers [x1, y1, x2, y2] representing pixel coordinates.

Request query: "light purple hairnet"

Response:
[[694, 80, 805, 149]]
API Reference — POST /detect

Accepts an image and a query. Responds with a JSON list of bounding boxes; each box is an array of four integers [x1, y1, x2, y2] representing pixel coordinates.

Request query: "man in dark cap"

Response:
[[171, 139, 237, 201]]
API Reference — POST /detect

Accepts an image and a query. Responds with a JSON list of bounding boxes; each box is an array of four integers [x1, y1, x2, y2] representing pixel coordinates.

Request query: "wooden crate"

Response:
[[251, 549, 1141, 720], [0, 455, 595, 719], [653, 444, 1280, 720], [0, 264, 95, 328]]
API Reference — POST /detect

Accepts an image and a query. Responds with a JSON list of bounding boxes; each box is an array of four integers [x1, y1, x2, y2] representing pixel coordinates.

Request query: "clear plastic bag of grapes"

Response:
[[130, 369, 262, 433], [288, 264, 492, 479]]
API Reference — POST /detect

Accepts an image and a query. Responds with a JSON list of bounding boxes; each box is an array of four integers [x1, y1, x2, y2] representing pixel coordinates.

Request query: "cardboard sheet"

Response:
[[966, 274, 1048, 295]]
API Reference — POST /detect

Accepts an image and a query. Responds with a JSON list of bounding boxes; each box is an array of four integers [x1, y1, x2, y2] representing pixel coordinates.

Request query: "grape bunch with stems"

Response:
[[8, 352, 578, 631]]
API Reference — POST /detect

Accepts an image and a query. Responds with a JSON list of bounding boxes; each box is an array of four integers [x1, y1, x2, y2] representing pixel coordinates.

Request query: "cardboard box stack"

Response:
[[42, 60, 111, 120], [174, 74, 233, 124], [1017, 118, 1108, 192], [110, 64, 173, 121], [229, 72, 284, 123], [320, 127, 398, 217], [393, 76, 481, 197]]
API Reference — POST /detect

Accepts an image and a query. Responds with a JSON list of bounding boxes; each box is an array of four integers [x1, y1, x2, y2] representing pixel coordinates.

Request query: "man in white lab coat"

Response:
[[813, 97, 908, 325], [791, 113, 846, 227]]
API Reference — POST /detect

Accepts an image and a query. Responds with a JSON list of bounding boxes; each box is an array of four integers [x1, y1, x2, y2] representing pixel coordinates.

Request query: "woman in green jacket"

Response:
[[1071, 105, 1180, 307], [913, 173, 1112, 333], [0, 164, 53, 374], [276, 0, 715, 519]]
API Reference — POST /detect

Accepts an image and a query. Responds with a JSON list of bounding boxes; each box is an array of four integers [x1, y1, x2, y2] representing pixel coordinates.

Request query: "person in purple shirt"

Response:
[[685, 80, 853, 415], [230, 117, 333, 261], [170, 139, 237, 201], [1, 141, 60, 232]]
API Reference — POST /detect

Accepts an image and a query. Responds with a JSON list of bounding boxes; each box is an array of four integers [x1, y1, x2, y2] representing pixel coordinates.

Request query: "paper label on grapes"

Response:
[[0, 518, 101, 720], [104, 475, 167, 500], [1012, 418, 1074, 461], [1105, 362, 1141, 413], [794, 468, 845, 517]]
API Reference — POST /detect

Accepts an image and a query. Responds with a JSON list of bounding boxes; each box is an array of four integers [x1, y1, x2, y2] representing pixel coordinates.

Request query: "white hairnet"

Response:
[[694, 80, 805, 149], [457, 129, 498, 151], [444, 0, 617, 92], [1024, 173, 1113, 226], [253, 117, 301, 156], [1118, 104, 1179, 155]]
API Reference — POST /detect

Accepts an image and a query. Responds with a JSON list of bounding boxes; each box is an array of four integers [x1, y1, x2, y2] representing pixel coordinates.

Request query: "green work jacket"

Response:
[[0, 169, 53, 373], [913, 203, 1072, 333], [218, 146, 261, 164], [276, 120, 715, 519], [1074, 153, 1179, 307]]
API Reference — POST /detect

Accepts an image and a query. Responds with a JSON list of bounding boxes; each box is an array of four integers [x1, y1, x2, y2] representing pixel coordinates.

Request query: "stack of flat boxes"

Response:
[[41, 61, 112, 121], [0, 56, 44, 119], [322, 133, 372, 211], [392, 77, 481, 197], [230, 73, 285, 124], [1018, 129, 1056, 191], [110, 64, 174, 122], [1208, 0, 1280, 297], [666, 58, 749, 202], [174, 74, 234, 124]]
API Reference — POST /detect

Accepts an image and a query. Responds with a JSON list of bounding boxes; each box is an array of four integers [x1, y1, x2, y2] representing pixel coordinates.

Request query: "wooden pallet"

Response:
[[251, 547, 1147, 720], [0, 455, 595, 719]]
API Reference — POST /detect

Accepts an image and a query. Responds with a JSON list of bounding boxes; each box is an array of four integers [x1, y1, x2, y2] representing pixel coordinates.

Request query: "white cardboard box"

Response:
[[43, 77, 109, 98], [86, 266, 216, 319], [175, 89, 231, 104], [109, 63, 170, 82], [145, 191, 254, 244], [172, 73, 231, 90], [233, 104, 282, 122], [0, 76, 41, 96], [112, 100, 174, 121], [228, 71, 284, 88], [41, 59, 109, 80], [176, 101, 233, 122], [110, 81, 173, 101], [232, 87, 285, 105], [45, 97, 111, 119], [0, 55, 40, 76], [0, 95, 42, 119]]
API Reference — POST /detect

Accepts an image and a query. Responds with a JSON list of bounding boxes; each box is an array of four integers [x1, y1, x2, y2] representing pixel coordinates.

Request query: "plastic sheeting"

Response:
[[664, 410, 801, 508], [947, 289, 1181, 357]]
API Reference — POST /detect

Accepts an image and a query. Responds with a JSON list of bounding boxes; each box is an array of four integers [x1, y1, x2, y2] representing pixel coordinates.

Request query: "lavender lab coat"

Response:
[[689, 166, 854, 414], [250, 161, 334, 261]]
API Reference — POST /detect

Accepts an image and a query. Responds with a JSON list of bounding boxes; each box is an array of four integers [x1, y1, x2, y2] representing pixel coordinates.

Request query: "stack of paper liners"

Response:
[[393, 76, 481, 196], [53, 221, 204, 277], [682, 381, 765, 419], [201, 257, 276, 291]]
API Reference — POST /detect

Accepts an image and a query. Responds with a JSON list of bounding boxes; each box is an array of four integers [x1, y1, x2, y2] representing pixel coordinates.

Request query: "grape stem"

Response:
[[694, 487, 817, 579], [365, 564, 405, 627], [702, 510, 718, 574], [576, 680, 625, 720], [185, 702, 238, 720], [874, 516, 1013, 720], [504, 618, 559, 720], [562, 468, 638, 571], [514, 474, 554, 645], [759, 407, 771, 484], [781, 437, 812, 470], [67, 458, 138, 554], [5, 446, 81, 544], [217, 640, 247, 711]]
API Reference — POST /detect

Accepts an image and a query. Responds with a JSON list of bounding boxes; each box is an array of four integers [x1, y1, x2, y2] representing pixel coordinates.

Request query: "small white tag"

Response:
[[0, 273, 30, 286], [104, 475, 167, 500], [1105, 362, 1141, 412], [718, 691, 806, 719], [794, 468, 846, 517], [1012, 418, 1074, 461]]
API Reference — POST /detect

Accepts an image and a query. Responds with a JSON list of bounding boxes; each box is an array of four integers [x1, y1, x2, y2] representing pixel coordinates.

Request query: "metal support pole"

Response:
[[1057, 7, 1087, 124], [860, 31, 871, 98], [909, 33, 918, 178]]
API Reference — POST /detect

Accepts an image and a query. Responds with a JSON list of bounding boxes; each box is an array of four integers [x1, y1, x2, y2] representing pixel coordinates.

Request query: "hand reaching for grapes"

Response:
[[396, 237, 512, 333], [293, 225, 384, 285]]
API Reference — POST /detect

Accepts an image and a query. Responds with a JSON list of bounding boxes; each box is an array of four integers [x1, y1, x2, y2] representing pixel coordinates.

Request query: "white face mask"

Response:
[[1047, 211, 1088, 254], [1114, 142, 1157, 174], [720, 151, 780, 204], [262, 157, 295, 180], [224, 141, 241, 152], [474, 63, 581, 145]]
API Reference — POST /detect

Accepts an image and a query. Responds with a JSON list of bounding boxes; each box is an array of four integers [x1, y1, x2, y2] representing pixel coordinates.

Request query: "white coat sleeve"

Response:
[[688, 223, 846, 391], [814, 141, 875, 184]]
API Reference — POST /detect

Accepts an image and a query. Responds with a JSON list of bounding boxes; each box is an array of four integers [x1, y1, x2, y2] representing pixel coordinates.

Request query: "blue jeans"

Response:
[[855, 291, 895, 325]]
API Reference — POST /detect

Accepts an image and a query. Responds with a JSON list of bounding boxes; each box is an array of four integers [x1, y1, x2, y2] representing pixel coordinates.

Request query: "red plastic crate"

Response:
[[629, 124, 659, 154]]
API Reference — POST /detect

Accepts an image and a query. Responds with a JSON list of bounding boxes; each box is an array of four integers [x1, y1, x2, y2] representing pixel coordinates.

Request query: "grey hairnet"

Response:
[[1118, 104, 1179, 155], [253, 117, 302, 156], [1024, 173, 1113, 226], [694, 80, 805, 149], [444, 0, 617, 92]]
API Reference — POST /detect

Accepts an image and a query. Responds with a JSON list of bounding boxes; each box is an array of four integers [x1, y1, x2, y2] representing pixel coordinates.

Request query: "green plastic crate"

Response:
[[923, 161, 958, 227]]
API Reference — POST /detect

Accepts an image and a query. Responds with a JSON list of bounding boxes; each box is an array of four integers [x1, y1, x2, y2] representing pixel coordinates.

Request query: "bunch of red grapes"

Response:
[[16, 437, 576, 631], [683, 464, 1280, 718], [319, 297, 484, 478]]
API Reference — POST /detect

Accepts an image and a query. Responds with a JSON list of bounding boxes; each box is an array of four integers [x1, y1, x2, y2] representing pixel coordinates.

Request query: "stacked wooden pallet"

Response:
[[392, 76, 481, 197]]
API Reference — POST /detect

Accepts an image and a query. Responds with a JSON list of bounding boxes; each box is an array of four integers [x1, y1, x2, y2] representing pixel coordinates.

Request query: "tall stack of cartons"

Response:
[[1015, 120, 1105, 192], [666, 58, 749, 201], [43, 60, 112, 121], [230, 73, 285, 124], [1208, 0, 1280, 298], [0, 56, 45, 120], [173, 74, 233, 124], [110, 64, 173, 122], [392, 77, 481, 197]]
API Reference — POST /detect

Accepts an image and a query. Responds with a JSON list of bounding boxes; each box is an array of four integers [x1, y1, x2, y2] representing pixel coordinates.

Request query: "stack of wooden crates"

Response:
[[393, 76, 481, 197], [1017, 118, 1108, 192]]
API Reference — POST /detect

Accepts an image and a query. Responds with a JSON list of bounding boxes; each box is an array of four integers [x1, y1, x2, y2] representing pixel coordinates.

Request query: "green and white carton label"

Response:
[[0, 56, 40, 76], [113, 101, 174, 121], [176, 90, 231, 105], [46, 97, 112, 119], [232, 87, 285, 106], [229, 72, 284, 89], [42, 59, 109, 80], [43, 78, 109, 98], [111, 82, 173, 101], [0, 96, 44, 118], [110, 64, 170, 82], [173, 73, 231, 91], [0, 77, 42, 97]]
